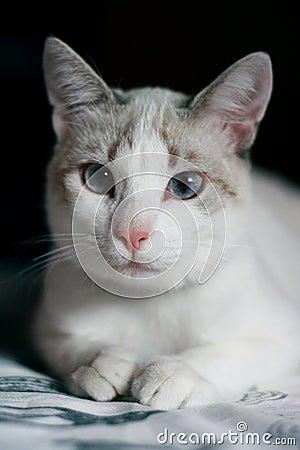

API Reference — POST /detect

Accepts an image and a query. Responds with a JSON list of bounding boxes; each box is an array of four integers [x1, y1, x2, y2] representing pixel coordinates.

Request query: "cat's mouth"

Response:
[[114, 260, 161, 276]]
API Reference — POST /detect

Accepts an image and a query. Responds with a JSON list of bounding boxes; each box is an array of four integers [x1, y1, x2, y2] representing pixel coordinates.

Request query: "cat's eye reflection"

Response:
[[82, 163, 115, 196], [166, 171, 204, 199]]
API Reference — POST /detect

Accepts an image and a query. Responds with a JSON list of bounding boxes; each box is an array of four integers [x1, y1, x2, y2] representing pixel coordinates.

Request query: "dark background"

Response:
[[0, 5, 299, 263]]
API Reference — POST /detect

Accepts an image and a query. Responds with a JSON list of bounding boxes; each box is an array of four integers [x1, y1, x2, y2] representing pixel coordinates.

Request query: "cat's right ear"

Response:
[[189, 52, 272, 153], [43, 37, 115, 140]]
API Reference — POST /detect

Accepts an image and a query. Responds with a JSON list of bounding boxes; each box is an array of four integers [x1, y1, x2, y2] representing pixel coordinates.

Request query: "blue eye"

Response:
[[167, 171, 204, 199], [82, 163, 115, 195]]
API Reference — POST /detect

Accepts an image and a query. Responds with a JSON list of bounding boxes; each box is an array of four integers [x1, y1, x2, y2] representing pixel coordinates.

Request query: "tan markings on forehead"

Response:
[[157, 111, 240, 201], [167, 144, 180, 158], [158, 118, 182, 168], [173, 143, 239, 199], [184, 149, 202, 165], [107, 128, 133, 162]]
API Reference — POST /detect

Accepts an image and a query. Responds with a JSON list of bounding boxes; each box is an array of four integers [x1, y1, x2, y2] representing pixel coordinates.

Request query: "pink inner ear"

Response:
[[218, 90, 268, 148], [214, 81, 271, 149], [52, 111, 65, 139], [201, 54, 273, 150], [229, 121, 254, 148], [217, 113, 258, 150]]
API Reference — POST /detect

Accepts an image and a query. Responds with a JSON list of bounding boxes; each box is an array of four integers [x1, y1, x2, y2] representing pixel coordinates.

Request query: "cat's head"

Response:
[[44, 38, 272, 297]]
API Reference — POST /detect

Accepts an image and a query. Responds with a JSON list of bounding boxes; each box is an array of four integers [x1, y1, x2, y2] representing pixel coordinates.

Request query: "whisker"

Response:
[[21, 233, 89, 245], [33, 244, 76, 262], [18, 244, 82, 278]]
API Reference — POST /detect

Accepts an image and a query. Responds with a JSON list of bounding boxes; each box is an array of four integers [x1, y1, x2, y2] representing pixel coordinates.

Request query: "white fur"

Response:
[[33, 39, 300, 410], [34, 171, 300, 409]]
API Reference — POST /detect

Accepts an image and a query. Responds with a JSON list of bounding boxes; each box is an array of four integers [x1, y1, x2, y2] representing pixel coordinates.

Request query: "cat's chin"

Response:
[[113, 261, 162, 278], [75, 255, 189, 297]]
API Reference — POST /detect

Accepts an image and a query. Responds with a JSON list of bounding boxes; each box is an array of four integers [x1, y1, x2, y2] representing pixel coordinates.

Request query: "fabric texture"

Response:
[[0, 357, 299, 449]]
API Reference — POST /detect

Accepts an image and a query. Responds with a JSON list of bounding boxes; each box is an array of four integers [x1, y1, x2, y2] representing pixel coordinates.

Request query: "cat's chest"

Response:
[[62, 288, 210, 358], [47, 261, 250, 356]]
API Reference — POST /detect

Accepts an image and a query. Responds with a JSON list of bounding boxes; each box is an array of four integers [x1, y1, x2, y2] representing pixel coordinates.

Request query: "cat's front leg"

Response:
[[132, 339, 285, 410], [69, 345, 140, 401], [131, 357, 219, 410]]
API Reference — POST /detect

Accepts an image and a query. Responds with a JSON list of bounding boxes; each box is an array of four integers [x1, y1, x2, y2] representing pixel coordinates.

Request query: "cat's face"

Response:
[[44, 38, 272, 297]]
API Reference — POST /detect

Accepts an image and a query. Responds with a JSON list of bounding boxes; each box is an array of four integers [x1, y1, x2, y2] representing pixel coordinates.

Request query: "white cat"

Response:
[[33, 37, 300, 410]]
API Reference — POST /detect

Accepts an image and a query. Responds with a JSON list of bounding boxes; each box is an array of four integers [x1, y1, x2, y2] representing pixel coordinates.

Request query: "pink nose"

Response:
[[117, 229, 150, 251]]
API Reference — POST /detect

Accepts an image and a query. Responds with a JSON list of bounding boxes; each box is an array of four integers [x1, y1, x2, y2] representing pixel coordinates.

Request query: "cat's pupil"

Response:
[[177, 181, 192, 194]]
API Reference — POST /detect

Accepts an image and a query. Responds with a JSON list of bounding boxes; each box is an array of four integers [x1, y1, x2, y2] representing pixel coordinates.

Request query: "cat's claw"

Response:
[[70, 346, 139, 401], [131, 358, 218, 410]]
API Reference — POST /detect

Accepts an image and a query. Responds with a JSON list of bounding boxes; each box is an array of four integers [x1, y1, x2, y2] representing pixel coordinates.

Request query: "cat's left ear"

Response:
[[190, 52, 272, 151], [43, 37, 116, 140]]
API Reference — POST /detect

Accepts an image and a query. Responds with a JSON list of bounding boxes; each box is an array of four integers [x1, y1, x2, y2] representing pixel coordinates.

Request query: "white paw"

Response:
[[131, 358, 218, 410], [70, 346, 139, 401]]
